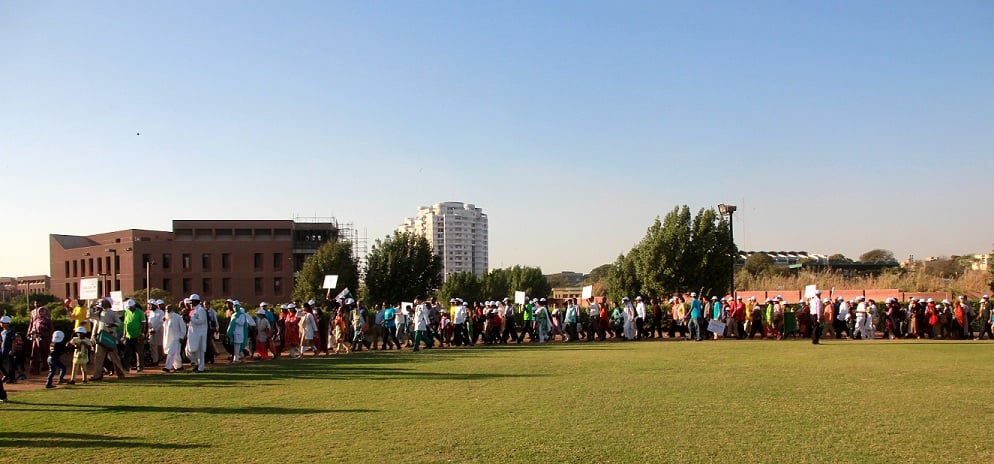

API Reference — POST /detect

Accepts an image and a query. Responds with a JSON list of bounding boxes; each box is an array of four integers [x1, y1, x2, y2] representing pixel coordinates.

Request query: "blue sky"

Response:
[[2, 0, 992, 277]]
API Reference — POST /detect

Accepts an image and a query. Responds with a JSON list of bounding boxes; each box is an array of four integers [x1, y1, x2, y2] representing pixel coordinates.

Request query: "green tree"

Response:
[[481, 268, 512, 301], [438, 272, 482, 304], [292, 240, 360, 304], [743, 253, 775, 276], [859, 249, 897, 263], [631, 205, 734, 298], [607, 252, 641, 304], [828, 253, 852, 264], [128, 288, 173, 307], [546, 273, 569, 289], [586, 263, 612, 283], [364, 232, 442, 304], [507, 265, 552, 299]]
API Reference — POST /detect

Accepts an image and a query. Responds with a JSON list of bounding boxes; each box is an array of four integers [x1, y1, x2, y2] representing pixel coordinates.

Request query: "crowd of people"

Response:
[[1, 290, 991, 403]]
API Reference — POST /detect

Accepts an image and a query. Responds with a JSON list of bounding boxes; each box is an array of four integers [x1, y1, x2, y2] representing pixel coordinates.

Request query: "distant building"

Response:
[[0, 275, 51, 302], [399, 202, 488, 279], [552, 287, 582, 300], [50, 219, 341, 305]]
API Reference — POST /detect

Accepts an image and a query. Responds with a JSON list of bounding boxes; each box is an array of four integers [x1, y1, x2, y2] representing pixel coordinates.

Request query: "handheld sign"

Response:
[[335, 288, 350, 300], [80, 278, 99, 299], [322, 275, 339, 289], [804, 285, 818, 299], [581, 285, 593, 300], [514, 291, 526, 305], [110, 291, 124, 311]]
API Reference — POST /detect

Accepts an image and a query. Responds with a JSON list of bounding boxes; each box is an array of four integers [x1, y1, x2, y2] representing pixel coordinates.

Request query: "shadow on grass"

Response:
[[0, 431, 208, 450], [6, 402, 375, 415]]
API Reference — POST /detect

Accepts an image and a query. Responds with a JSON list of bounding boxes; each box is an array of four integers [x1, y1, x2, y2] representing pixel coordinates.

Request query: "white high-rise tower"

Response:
[[398, 202, 488, 279]]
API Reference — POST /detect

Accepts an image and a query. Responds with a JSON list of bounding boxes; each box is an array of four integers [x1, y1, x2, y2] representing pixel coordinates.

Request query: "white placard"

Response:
[[581, 285, 593, 300], [401, 302, 413, 312], [110, 291, 124, 312], [707, 320, 726, 335], [804, 285, 818, 299], [322, 275, 339, 289], [514, 291, 526, 305], [80, 278, 99, 299], [334, 288, 350, 300]]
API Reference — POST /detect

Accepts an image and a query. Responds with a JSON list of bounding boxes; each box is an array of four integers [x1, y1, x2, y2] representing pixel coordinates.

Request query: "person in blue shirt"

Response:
[[688, 293, 703, 341], [380, 305, 401, 350]]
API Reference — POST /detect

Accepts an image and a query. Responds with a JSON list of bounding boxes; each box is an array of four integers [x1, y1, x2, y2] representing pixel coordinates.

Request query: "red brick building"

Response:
[[50, 219, 338, 305]]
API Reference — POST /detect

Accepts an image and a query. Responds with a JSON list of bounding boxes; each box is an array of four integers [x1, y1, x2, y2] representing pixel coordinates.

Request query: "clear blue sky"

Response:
[[2, 0, 992, 277]]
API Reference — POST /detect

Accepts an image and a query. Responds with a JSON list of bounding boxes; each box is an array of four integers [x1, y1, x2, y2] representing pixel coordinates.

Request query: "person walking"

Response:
[[185, 294, 208, 373], [45, 330, 69, 388], [146, 300, 165, 366], [90, 299, 126, 381], [976, 295, 993, 340], [381, 304, 402, 350], [809, 291, 823, 344], [122, 299, 146, 372], [412, 298, 433, 351], [687, 293, 703, 341]]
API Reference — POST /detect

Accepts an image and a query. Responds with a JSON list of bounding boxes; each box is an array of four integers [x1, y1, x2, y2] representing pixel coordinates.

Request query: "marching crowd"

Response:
[[1, 290, 992, 402]]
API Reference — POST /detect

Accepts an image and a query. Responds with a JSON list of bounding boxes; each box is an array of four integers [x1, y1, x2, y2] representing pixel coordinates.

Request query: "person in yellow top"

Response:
[[744, 297, 756, 335], [70, 299, 90, 332]]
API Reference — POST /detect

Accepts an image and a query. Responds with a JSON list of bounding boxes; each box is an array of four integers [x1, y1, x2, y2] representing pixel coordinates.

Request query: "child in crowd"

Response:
[[46, 330, 69, 389], [68, 326, 93, 384]]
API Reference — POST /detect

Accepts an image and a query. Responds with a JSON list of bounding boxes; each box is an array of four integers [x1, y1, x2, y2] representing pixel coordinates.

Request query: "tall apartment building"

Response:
[[399, 202, 488, 279], [50, 219, 339, 305]]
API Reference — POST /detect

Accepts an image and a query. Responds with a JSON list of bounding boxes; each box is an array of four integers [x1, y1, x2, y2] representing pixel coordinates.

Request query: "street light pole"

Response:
[[718, 204, 737, 299], [145, 259, 156, 304]]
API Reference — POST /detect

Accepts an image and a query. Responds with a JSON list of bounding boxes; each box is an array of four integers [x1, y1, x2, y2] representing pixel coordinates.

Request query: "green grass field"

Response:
[[2, 339, 992, 463]]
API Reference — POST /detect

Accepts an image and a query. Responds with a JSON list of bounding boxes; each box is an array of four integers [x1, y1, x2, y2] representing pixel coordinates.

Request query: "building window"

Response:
[[254, 278, 263, 295], [182, 278, 191, 294], [162, 278, 171, 292], [222, 278, 231, 296], [182, 254, 191, 270], [114, 255, 120, 271], [97, 257, 103, 275], [64, 261, 70, 278], [202, 278, 211, 295], [274, 277, 282, 295], [202, 253, 211, 271], [162, 253, 171, 270], [72, 260, 78, 277], [88, 258, 94, 276], [106, 257, 111, 273], [273, 253, 282, 271], [142, 254, 151, 265], [254, 253, 263, 271], [65, 283, 71, 299], [222, 253, 231, 271]]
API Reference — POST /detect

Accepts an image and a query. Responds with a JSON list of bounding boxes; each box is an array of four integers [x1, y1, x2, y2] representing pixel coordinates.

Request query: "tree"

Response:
[[607, 253, 641, 305], [128, 288, 173, 307], [989, 254, 994, 292], [828, 253, 852, 264], [438, 272, 482, 304], [481, 268, 512, 301], [631, 205, 734, 298], [587, 263, 612, 283], [545, 273, 569, 289], [859, 249, 896, 263], [743, 253, 775, 276], [506, 265, 551, 299], [364, 232, 442, 304], [292, 240, 360, 304]]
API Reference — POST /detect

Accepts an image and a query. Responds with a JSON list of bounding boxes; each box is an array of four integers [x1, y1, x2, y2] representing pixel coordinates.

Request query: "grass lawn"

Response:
[[1, 339, 992, 463]]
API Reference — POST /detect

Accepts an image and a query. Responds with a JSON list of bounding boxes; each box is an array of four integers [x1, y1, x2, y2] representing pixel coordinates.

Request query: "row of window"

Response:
[[158, 277, 282, 296], [65, 256, 121, 278]]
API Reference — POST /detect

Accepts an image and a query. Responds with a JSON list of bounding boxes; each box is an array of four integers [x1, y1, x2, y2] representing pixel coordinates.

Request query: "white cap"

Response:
[[260, 302, 269, 307], [52, 330, 65, 343], [711, 296, 718, 301], [690, 292, 697, 297], [736, 296, 742, 300], [256, 309, 266, 315], [635, 296, 642, 301], [0, 316, 10, 324], [287, 303, 296, 309], [308, 299, 317, 306], [539, 298, 547, 303], [927, 298, 934, 303], [75, 326, 89, 334], [126, 299, 136, 308], [155, 299, 164, 305], [622, 297, 630, 301], [836, 296, 844, 301], [814, 289, 822, 295], [983, 295, 990, 299], [942, 299, 951, 304], [189, 294, 201, 301]]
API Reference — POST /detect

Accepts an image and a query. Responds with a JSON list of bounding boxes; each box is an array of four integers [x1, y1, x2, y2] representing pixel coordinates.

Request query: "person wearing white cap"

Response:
[[633, 296, 647, 340], [977, 295, 993, 340], [688, 293, 703, 342], [517, 298, 536, 343], [836, 297, 852, 340], [299, 303, 319, 355], [412, 298, 433, 351], [67, 326, 94, 384], [122, 299, 147, 372], [146, 300, 165, 366], [533, 298, 551, 343], [808, 290, 823, 344], [883, 298, 902, 340], [500, 298, 518, 344], [227, 302, 250, 362], [185, 294, 208, 373], [283, 304, 301, 358], [45, 330, 69, 388], [162, 304, 187, 372], [959, 295, 976, 339], [852, 296, 870, 340], [254, 309, 272, 360], [452, 299, 469, 347]]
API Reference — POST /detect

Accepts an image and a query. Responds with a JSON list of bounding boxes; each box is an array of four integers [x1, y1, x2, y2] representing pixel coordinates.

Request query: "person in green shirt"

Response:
[[122, 299, 147, 372], [517, 300, 536, 343]]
